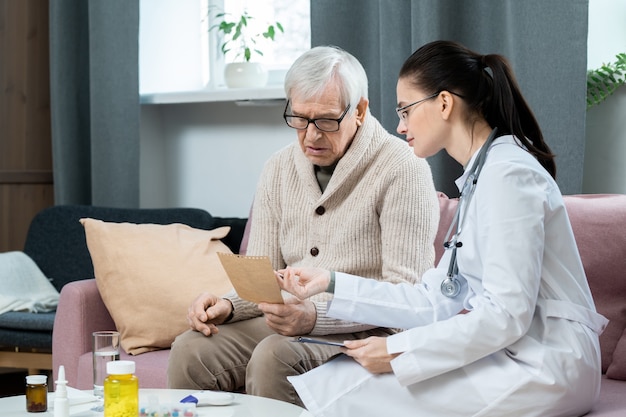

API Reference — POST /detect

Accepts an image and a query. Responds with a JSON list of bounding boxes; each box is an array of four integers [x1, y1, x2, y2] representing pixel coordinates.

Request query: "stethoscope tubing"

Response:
[[441, 127, 499, 298]]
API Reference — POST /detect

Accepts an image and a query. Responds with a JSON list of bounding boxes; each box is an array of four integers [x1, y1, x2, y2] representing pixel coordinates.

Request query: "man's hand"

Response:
[[342, 337, 398, 374], [258, 297, 316, 336], [187, 292, 233, 336]]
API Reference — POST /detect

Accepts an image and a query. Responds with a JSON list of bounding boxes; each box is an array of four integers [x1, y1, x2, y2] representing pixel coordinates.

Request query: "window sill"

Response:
[[140, 85, 286, 105]]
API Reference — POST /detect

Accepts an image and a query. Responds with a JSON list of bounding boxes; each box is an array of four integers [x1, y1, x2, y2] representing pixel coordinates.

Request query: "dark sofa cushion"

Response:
[[0, 311, 55, 331], [0, 311, 54, 351], [0, 311, 54, 350]]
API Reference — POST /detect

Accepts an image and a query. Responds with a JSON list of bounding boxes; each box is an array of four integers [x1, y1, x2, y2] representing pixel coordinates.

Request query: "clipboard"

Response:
[[216, 253, 284, 304]]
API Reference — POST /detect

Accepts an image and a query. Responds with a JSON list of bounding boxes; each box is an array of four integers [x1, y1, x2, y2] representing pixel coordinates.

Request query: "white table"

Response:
[[0, 388, 313, 417]]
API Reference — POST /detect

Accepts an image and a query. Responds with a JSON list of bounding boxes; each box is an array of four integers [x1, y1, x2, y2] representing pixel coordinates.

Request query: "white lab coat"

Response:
[[288, 136, 608, 417]]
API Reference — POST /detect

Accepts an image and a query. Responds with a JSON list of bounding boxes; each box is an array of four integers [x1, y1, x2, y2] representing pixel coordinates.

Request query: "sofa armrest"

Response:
[[52, 279, 115, 387]]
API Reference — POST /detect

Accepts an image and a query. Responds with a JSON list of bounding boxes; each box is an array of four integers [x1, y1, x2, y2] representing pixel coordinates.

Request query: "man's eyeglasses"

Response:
[[283, 101, 351, 132], [395, 92, 439, 122]]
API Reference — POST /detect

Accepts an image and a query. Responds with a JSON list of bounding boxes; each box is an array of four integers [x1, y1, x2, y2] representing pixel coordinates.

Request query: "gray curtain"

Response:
[[312, 0, 589, 197], [49, 0, 140, 207]]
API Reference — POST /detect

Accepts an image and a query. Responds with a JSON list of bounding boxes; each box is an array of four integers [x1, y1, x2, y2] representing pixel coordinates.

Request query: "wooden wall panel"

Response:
[[0, 0, 54, 253], [0, 183, 53, 251]]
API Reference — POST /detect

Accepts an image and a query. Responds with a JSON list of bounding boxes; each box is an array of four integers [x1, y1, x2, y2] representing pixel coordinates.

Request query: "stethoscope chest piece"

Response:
[[441, 276, 462, 298]]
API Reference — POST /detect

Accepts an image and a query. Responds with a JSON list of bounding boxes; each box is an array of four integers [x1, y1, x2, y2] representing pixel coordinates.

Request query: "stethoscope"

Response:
[[440, 127, 498, 298]]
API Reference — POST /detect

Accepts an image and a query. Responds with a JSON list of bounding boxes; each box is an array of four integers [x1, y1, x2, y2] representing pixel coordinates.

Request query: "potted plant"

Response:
[[210, 9, 284, 88]]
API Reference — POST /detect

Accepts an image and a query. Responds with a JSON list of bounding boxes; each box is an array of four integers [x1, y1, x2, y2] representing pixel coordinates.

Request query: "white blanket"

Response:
[[0, 251, 59, 315]]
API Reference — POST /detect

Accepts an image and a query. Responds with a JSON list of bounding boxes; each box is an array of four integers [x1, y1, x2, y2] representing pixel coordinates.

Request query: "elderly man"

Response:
[[167, 45, 439, 406]]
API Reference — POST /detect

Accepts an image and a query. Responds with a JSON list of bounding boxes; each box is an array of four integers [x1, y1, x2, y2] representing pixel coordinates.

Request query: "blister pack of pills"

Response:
[[139, 401, 197, 417]]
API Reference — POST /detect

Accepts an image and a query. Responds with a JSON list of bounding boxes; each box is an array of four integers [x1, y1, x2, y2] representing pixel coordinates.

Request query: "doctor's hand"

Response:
[[258, 297, 316, 336], [187, 292, 233, 336], [276, 267, 331, 299], [343, 337, 398, 374]]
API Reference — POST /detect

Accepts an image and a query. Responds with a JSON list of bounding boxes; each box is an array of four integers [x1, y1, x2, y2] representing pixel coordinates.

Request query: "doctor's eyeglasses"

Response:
[[396, 91, 467, 122], [283, 101, 351, 132], [395, 92, 439, 122]]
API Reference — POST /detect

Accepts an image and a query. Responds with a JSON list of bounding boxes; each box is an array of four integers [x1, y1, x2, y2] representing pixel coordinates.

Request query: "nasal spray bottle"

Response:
[[54, 365, 70, 417]]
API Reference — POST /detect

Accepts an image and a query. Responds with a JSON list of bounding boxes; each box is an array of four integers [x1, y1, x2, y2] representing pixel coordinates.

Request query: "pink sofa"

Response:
[[53, 193, 626, 415]]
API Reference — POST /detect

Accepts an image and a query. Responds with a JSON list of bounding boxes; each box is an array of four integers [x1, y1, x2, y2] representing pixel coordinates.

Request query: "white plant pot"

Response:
[[224, 62, 269, 89]]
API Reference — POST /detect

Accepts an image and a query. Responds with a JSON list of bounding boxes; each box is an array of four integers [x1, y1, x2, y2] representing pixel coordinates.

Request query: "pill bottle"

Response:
[[25, 374, 48, 412], [104, 360, 138, 417]]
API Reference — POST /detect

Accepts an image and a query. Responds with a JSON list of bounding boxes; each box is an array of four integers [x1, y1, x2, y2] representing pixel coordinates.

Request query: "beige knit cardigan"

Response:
[[227, 114, 440, 335]]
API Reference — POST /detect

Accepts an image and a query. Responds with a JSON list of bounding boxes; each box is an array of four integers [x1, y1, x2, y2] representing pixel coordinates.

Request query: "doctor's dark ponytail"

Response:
[[399, 40, 556, 179]]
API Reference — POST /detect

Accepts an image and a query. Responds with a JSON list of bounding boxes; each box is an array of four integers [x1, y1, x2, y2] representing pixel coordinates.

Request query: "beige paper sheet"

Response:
[[217, 253, 284, 304]]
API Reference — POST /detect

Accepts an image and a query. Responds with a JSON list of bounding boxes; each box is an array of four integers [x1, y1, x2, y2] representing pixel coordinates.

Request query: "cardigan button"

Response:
[[315, 206, 325, 215], [310, 247, 319, 256]]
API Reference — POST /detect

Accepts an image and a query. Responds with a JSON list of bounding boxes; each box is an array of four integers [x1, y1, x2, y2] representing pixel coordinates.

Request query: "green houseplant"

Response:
[[211, 9, 284, 62], [210, 9, 284, 88], [586, 52, 626, 108]]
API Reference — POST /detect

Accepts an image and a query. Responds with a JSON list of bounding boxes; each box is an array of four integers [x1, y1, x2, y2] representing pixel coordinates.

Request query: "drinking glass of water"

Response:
[[92, 331, 120, 399]]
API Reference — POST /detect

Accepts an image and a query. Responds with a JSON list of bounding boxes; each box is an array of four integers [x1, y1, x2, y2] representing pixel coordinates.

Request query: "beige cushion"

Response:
[[80, 218, 234, 355]]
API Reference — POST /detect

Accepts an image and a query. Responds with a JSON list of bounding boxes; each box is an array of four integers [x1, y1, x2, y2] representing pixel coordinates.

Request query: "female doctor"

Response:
[[276, 40, 608, 417]]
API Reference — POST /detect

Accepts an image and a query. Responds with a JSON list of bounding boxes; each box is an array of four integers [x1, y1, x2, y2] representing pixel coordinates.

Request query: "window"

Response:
[[139, 0, 310, 94]]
